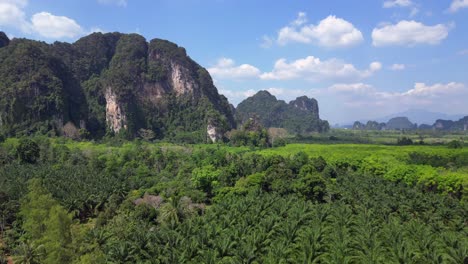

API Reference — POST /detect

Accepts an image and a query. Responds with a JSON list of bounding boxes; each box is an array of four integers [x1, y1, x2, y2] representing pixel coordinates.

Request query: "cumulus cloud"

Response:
[[327, 82, 468, 113], [0, 0, 28, 31], [97, 0, 127, 7], [383, 0, 413, 8], [273, 13, 363, 48], [260, 56, 381, 81], [448, 0, 468, 13], [31, 12, 84, 38], [402, 82, 465, 97], [0, 0, 92, 40], [207, 58, 261, 80], [390, 64, 406, 70], [219, 89, 257, 100], [372, 20, 451, 46]]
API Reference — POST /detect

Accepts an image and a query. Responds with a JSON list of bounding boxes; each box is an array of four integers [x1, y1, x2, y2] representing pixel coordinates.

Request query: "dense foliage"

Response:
[[236, 91, 329, 134], [0, 137, 466, 263], [0, 32, 234, 142]]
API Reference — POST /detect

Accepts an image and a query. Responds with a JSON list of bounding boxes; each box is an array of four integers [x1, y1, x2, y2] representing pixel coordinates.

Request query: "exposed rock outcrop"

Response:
[[207, 123, 222, 143], [105, 88, 127, 133], [289, 96, 319, 119]]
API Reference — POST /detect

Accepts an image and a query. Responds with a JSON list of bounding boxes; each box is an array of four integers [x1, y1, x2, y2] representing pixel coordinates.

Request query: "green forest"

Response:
[[0, 136, 466, 263]]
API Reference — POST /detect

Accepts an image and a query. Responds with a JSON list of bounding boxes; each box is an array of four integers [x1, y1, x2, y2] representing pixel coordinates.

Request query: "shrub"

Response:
[[17, 138, 40, 164], [447, 140, 463, 149], [397, 137, 413, 146]]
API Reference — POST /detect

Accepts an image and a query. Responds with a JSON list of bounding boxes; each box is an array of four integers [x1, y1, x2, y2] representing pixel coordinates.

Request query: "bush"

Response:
[[16, 138, 40, 163], [397, 137, 413, 146], [272, 138, 287, 148], [447, 140, 463, 149]]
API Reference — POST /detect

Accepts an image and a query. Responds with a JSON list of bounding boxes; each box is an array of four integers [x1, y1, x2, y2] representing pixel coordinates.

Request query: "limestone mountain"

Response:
[[353, 121, 386, 130], [386, 117, 417, 130], [235, 91, 329, 134], [353, 117, 416, 131], [433, 116, 468, 131], [0, 32, 234, 142]]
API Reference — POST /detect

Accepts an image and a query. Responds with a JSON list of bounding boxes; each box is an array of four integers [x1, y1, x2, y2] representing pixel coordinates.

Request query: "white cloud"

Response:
[[403, 82, 465, 97], [383, 0, 413, 8], [383, 0, 419, 17], [31, 12, 84, 39], [219, 89, 257, 100], [372, 20, 451, 46], [0, 0, 94, 40], [0, 0, 29, 31], [292, 12, 307, 26], [275, 13, 363, 48], [448, 0, 468, 13], [208, 58, 261, 80], [260, 56, 381, 81], [390, 64, 406, 70], [327, 82, 467, 111], [97, 0, 127, 7], [370, 62, 383, 72]]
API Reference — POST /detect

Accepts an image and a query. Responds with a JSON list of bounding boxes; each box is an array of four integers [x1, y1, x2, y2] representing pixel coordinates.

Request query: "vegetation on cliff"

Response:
[[0, 32, 235, 142], [236, 91, 329, 134]]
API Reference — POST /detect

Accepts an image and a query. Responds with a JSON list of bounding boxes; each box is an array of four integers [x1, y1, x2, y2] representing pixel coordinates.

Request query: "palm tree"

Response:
[[441, 232, 467, 264], [12, 241, 44, 264]]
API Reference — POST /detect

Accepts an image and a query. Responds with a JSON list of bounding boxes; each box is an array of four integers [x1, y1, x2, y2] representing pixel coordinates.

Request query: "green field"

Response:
[[287, 128, 468, 145]]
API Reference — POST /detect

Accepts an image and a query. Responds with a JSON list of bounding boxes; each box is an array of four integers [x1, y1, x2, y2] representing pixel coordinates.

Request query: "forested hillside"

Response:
[[0, 32, 234, 142], [236, 91, 330, 134]]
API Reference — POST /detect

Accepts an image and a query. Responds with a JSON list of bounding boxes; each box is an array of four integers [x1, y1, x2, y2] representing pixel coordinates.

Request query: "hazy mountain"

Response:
[[376, 109, 464, 125]]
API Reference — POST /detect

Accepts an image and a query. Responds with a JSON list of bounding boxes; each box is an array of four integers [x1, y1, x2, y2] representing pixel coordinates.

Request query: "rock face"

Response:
[[289, 96, 319, 119], [207, 123, 222, 143], [0, 32, 235, 141], [105, 88, 127, 133], [235, 91, 329, 134]]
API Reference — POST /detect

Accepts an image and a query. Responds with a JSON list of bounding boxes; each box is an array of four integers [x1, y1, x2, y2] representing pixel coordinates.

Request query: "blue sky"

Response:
[[1, 0, 467, 124]]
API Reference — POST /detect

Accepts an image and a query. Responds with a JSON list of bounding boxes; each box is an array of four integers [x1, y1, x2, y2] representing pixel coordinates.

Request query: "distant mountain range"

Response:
[[374, 109, 465, 125], [335, 109, 466, 128], [351, 115, 468, 131]]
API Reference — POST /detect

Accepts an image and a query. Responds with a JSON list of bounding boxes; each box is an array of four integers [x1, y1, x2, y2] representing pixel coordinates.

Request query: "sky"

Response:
[[0, 0, 468, 124]]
